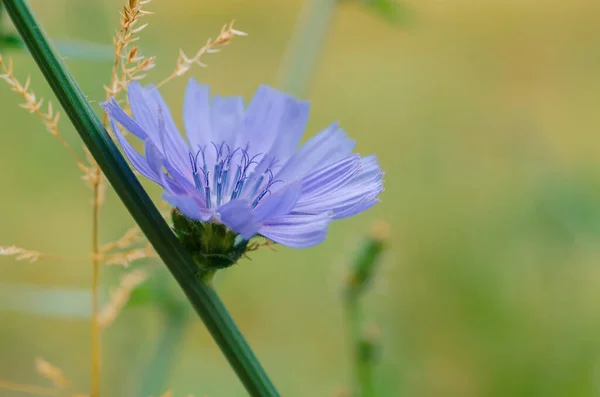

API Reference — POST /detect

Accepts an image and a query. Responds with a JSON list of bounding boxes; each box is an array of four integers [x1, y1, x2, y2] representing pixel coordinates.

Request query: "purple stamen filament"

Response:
[[189, 142, 283, 210]]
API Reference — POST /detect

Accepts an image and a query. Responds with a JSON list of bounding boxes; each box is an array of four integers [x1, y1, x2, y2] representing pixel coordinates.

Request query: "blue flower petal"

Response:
[[253, 181, 302, 222], [268, 94, 310, 161], [148, 87, 192, 177], [235, 85, 281, 151], [102, 98, 148, 140], [162, 160, 200, 196], [163, 192, 212, 222], [144, 140, 162, 173], [106, 110, 162, 186], [332, 194, 381, 219], [237, 85, 309, 160], [351, 155, 381, 185], [128, 81, 157, 137], [128, 82, 191, 178], [143, 140, 185, 195], [299, 154, 362, 201], [259, 212, 331, 248], [211, 94, 245, 147], [183, 78, 212, 152], [295, 155, 384, 219], [275, 122, 356, 183], [218, 200, 259, 239]]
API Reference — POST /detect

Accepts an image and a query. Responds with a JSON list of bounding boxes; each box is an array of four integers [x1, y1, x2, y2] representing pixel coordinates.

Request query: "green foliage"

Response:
[[0, 34, 114, 61], [1, 5, 112, 61], [360, 0, 413, 25], [344, 225, 388, 397], [345, 229, 386, 299], [0, 32, 21, 49], [126, 267, 193, 397]]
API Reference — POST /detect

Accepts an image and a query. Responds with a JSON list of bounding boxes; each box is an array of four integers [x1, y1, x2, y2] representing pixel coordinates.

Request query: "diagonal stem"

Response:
[[91, 166, 102, 397], [344, 294, 376, 397], [1, 1, 280, 396], [0, 380, 58, 396], [276, 0, 337, 96], [343, 223, 387, 397], [136, 299, 191, 397], [0, 3, 4, 38]]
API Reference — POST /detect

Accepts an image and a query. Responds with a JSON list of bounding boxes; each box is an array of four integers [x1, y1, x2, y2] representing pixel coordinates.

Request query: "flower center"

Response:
[[188, 142, 282, 209]]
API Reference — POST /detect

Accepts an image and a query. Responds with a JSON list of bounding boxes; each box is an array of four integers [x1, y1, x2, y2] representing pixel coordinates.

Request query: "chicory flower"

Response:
[[103, 79, 383, 258]]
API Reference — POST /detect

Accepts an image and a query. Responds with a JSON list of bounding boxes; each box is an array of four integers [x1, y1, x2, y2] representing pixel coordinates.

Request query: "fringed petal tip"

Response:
[[258, 211, 332, 248]]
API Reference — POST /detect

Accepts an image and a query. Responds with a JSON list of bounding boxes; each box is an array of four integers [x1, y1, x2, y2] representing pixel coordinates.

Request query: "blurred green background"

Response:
[[3, 0, 600, 396]]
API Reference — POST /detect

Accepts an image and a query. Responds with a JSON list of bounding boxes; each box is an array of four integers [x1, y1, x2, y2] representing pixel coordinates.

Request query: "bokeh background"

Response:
[[3, 0, 600, 396]]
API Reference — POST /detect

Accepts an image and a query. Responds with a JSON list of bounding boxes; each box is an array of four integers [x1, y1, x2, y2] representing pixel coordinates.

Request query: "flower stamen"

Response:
[[189, 151, 203, 191], [251, 169, 284, 208]]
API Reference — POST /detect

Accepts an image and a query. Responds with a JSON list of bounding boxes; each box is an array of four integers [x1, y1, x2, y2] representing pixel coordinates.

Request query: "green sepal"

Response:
[[171, 210, 248, 274]]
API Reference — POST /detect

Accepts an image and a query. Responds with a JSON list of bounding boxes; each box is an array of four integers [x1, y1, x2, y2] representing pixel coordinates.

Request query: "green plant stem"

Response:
[[344, 295, 376, 397], [137, 304, 191, 397], [344, 228, 386, 397], [2, 1, 279, 395], [276, 0, 337, 96], [0, 3, 4, 37]]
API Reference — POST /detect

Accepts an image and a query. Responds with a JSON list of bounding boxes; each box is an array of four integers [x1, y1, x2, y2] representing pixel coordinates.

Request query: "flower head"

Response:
[[102, 79, 383, 253]]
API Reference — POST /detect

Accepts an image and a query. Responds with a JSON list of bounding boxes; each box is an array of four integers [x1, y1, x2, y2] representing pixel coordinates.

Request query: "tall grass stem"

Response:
[[2, 1, 279, 395]]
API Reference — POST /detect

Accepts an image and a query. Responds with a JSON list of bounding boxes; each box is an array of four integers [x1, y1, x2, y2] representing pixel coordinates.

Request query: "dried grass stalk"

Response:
[[35, 357, 70, 389], [97, 268, 148, 327], [0, 245, 44, 263], [157, 21, 246, 87], [101, 243, 157, 267], [100, 226, 142, 253], [0, 54, 84, 167], [105, 0, 155, 100], [154, 392, 197, 397], [0, 379, 59, 396]]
